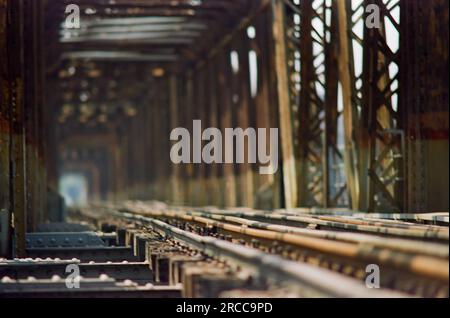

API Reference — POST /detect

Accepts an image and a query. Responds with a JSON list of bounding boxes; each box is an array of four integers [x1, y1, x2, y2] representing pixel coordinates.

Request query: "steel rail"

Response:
[[170, 205, 449, 232], [311, 215, 449, 231], [123, 208, 448, 282], [96, 209, 407, 298], [190, 206, 449, 225], [182, 211, 449, 258], [188, 209, 449, 240], [279, 209, 450, 225], [123, 203, 448, 257], [266, 213, 449, 240]]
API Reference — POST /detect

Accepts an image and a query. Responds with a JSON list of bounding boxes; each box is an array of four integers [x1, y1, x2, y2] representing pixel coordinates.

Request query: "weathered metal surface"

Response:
[[0, 259, 153, 284], [0, 276, 180, 298], [272, 0, 297, 209], [25, 232, 107, 248], [26, 246, 139, 262], [0, 0, 448, 300], [85, 201, 449, 297], [34, 0, 447, 215], [36, 222, 93, 232], [78, 204, 411, 297]]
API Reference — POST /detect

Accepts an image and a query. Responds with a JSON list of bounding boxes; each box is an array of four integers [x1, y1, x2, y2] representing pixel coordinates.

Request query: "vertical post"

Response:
[[176, 72, 188, 206], [169, 74, 183, 205], [254, 10, 277, 209], [400, 0, 422, 213], [218, 49, 237, 207], [400, 0, 448, 213], [360, 0, 378, 212], [297, 0, 313, 206], [9, 0, 27, 256], [265, 7, 282, 209], [324, 1, 339, 208], [336, 0, 360, 210], [206, 60, 222, 206], [185, 71, 195, 206], [235, 34, 254, 207], [271, 0, 297, 208], [24, 0, 41, 231], [36, 0, 47, 223], [0, 0, 12, 257], [194, 68, 207, 206]]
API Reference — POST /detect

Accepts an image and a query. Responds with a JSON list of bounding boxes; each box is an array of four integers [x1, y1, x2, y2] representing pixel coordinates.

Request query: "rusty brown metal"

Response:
[[272, 0, 297, 209], [77, 202, 449, 297]]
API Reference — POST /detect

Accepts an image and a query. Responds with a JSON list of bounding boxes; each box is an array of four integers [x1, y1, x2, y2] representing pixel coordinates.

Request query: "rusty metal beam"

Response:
[[0, 0, 12, 258], [6, 0, 27, 257], [271, 0, 297, 208]]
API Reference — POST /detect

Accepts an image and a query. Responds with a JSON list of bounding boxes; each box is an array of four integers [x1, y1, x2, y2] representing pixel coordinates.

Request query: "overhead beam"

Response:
[[62, 16, 196, 27], [272, 0, 297, 209], [66, 22, 208, 33], [64, 0, 248, 17], [61, 51, 179, 62], [61, 30, 200, 41], [61, 38, 194, 45]]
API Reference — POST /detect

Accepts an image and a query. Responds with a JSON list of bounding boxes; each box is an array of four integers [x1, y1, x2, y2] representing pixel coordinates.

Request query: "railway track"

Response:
[[65, 201, 449, 298], [1, 201, 447, 298]]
